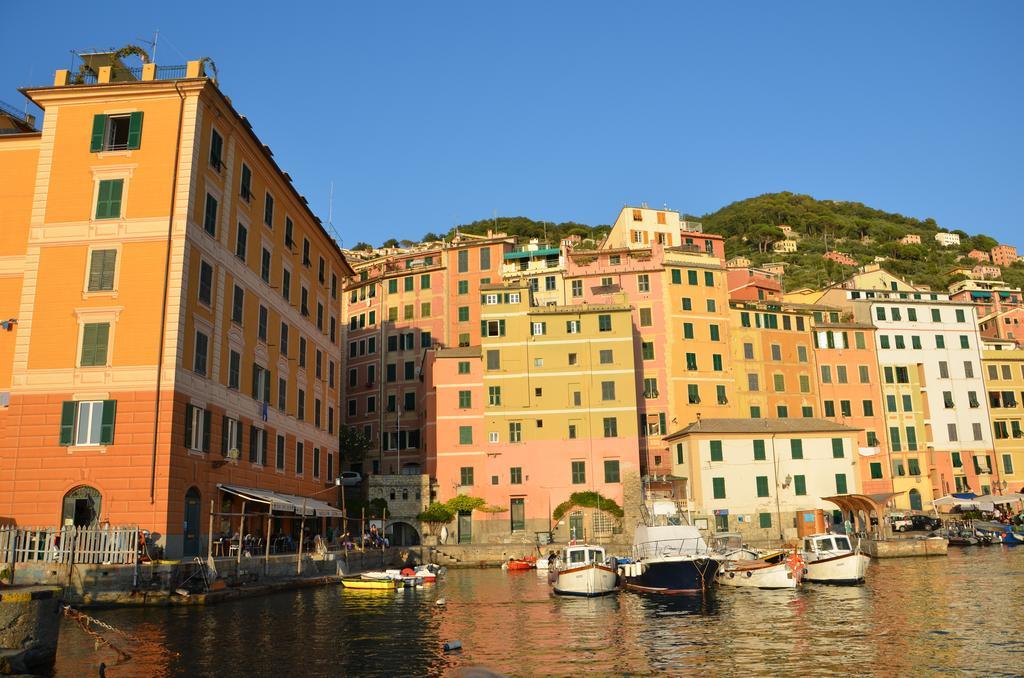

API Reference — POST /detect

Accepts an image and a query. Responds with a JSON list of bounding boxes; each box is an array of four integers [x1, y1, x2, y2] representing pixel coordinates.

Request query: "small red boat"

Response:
[[506, 556, 537, 571]]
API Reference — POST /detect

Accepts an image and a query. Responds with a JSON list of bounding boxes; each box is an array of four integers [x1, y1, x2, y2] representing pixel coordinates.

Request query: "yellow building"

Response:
[[982, 339, 1024, 492], [0, 54, 351, 557], [729, 301, 818, 419]]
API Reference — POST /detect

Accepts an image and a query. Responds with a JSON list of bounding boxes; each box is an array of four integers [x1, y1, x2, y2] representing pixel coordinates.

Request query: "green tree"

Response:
[[352, 242, 372, 251], [416, 502, 455, 535], [339, 426, 373, 464], [381, 238, 399, 248]]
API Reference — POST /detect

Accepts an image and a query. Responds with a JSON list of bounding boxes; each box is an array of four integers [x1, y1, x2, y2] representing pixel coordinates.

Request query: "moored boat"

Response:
[[712, 534, 803, 589], [974, 521, 1024, 545], [505, 556, 537, 571], [800, 533, 869, 585], [621, 522, 719, 594], [342, 577, 400, 590], [550, 544, 619, 597]]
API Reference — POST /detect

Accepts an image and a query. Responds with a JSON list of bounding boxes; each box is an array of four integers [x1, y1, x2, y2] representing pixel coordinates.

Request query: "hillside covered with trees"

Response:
[[357, 193, 1023, 293]]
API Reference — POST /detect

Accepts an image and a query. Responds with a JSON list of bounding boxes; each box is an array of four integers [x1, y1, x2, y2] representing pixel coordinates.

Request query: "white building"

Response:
[[665, 418, 862, 542], [935, 232, 962, 247]]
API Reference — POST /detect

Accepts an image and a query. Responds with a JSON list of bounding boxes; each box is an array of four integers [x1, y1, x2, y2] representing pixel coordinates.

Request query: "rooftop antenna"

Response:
[[137, 30, 159, 63], [326, 180, 343, 247]]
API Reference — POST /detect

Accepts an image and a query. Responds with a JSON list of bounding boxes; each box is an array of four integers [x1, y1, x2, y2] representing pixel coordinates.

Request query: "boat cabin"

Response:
[[803, 534, 853, 556], [563, 545, 607, 567]]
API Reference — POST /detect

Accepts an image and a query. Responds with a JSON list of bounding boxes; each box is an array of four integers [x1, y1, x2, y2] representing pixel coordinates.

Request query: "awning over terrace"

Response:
[[217, 484, 343, 518]]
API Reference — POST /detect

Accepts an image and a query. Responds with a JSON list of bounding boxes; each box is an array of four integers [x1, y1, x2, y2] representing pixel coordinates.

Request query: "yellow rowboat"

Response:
[[341, 577, 400, 590]]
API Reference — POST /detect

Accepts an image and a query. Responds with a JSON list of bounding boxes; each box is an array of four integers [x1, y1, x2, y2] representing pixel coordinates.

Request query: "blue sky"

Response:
[[2, 2, 1022, 246]]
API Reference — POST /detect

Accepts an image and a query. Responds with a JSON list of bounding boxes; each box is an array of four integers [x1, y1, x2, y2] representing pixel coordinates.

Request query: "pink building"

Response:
[[727, 268, 782, 302], [823, 251, 858, 267], [967, 249, 991, 262], [973, 264, 1002, 280], [992, 244, 1019, 267], [900, 234, 921, 245]]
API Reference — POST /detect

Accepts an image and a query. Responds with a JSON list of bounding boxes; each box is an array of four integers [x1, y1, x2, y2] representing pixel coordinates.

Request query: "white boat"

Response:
[[550, 544, 619, 597], [711, 533, 803, 589], [621, 524, 719, 594], [800, 533, 870, 585]]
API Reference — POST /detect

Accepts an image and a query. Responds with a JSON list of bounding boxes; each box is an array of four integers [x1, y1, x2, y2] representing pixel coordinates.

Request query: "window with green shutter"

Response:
[[91, 112, 143, 152], [753, 439, 766, 460], [60, 400, 116, 446], [794, 474, 807, 495], [458, 390, 472, 408], [832, 438, 844, 458], [790, 439, 803, 459], [459, 426, 473, 445], [759, 512, 772, 528], [604, 459, 620, 483], [712, 477, 726, 499], [87, 249, 117, 292], [571, 461, 586, 484], [835, 473, 848, 494], [671, 269, 681, 284], [80, 323, 110, 367], [870, 462, 883, 479], [94, 179, 124, 220], [709, 440, 723, 461], [756, 476, 769, 497], [687, 270, 698, 285]]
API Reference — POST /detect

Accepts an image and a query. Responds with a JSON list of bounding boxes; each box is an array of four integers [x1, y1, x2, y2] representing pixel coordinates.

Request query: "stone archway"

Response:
[[386, 521, 421, 546]]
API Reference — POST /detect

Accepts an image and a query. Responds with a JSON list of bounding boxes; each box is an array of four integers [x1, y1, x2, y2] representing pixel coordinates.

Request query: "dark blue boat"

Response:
[[621, 523, 719, 594]]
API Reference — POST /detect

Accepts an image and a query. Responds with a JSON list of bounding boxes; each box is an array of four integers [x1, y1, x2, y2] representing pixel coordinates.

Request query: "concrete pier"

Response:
[[0, 586, 63, 675], [861, 537, 948, 558]]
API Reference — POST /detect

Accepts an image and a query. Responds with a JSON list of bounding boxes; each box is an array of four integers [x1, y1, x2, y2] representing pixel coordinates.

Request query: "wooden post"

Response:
[[207, 499, 215, 561], [382, 507, 387, 566], [361, 507, 366, 552], [237, 500, 246, 567], [264, 507, 273, 575], [296, 499, 307, 575]]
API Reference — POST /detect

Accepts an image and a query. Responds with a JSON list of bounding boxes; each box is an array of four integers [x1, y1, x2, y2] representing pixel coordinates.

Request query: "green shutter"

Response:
[[126, 111, 144, 150], [90, 114, 106, 152], [791, 439, 803, 459], [59, 401, 77, 446], [794, 475, 806, 495], [753, 439, 766, 460], [712, 477, 726, 499], [710, 440, 723, 461], [264, 368, 272, 403], [88, 249, 117, 291], [184, 404, 194, 449], [202, 409, 212, 452], [249, 425, 258, 462], [832, 438, 844, 458], [221, 415, 230, 455], [261, 427, 268, 462], [756, 476, 769, 497], [836, 473, 848, 494], [252, 364, 260, 399], [99, 400, 116, 444], [659, 412, 666, 435], [81, 323, 109, 366]]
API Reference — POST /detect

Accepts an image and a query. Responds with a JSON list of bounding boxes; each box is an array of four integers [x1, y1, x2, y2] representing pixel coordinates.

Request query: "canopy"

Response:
[[217, 483, 343, 518], [971, 493, 1024, 506], [930, 495, 980, 508]]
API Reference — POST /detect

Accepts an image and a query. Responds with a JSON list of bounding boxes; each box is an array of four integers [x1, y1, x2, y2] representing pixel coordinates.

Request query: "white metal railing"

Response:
[[632, 538, 713, 561], [0, 525, 138, 566]]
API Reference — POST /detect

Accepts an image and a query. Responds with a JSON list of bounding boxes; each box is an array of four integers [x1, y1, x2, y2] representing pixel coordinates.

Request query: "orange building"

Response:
[[0, 55, 351, 557], [811, 319, 893, 494], [729, 301, 818, 419], [991, 244, 1018, 267]]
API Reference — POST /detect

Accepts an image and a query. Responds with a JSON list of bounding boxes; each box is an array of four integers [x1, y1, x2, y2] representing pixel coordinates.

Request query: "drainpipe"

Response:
[[150, 81, 188, 504], [770, 433, 784, 543]]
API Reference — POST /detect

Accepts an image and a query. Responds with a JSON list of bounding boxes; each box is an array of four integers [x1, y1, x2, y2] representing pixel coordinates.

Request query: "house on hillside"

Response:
[[727, 267, 782, 302], [935, 232, 961, 247], [973, 264, 1002, 280], [773, 239, 797, 254], [823, 251, 858, 266], [726, 256, 752, 268], [779, 224, 800, 240], [992, 244, 1019, 267], [761, 262, 787, 277], [900, 234, 922, 245], [979, 307, 1024, 344], [967, 249, 991, 262]]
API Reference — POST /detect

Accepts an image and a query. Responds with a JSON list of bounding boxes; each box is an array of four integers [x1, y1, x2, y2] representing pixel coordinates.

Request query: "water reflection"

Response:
[[55, 547, 1024, 677]]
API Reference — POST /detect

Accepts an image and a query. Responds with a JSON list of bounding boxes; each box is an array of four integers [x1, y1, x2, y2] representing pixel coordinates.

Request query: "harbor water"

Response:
[[55, 546, 1024, 676]]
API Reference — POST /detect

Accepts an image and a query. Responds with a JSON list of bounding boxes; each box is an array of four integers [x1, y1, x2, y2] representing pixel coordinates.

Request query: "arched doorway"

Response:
[[61, 486, 101, 527], [387, 521, 421, 546], [183, 487, 202, 557], [909, 489, 922, 511]]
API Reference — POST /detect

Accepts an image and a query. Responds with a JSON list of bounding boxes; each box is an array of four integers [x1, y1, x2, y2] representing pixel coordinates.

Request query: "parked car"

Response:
[[889, 513, 941, 532], [911, 515, 942, 531], [340, 471, 363, 487]]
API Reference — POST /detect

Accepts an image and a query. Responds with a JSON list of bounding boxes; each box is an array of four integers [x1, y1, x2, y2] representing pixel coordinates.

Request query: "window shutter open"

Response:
[[127, 111, 144, 149], [99, 250, 116, 290], [90, 114, 106, 152], [249, 425, 258, 462], [261, 429, 268, 465], [96, 180, 111, 219], [202, 409, 211, 452], [221, 415, 229, 455], [59, 401, 77, 446], [251, 364, 260, 399], [99, 400, 117, 444], [263, 369, 271, 403], [184, 404, 194, 449]]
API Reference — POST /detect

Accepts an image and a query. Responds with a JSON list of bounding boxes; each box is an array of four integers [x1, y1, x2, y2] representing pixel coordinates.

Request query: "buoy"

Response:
[[443, 640, 462, 652]]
